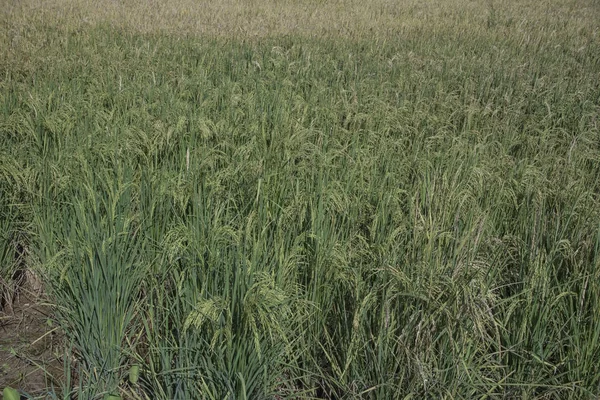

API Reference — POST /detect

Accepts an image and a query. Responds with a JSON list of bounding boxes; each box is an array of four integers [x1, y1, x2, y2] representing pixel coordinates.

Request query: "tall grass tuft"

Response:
[[35, 165, 144, 398]]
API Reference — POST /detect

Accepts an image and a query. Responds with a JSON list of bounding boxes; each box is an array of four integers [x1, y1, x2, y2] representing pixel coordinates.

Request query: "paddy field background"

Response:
[[1, 0, 599, 398]]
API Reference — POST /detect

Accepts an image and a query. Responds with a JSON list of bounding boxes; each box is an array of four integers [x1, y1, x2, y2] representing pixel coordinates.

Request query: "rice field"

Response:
[[1, 0, 599, 398]]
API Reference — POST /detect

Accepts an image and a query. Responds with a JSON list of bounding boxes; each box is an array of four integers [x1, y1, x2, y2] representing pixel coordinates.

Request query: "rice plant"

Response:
[[1, 0, 599, 398]]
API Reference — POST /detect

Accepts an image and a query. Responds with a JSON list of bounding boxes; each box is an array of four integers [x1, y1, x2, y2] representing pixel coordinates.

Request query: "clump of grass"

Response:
[[31, 165, 145, 398], [0, 198, 19, 313]]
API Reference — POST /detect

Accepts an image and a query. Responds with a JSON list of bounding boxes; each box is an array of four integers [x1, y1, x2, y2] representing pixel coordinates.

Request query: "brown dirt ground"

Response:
[[0, 282, 63, 399]]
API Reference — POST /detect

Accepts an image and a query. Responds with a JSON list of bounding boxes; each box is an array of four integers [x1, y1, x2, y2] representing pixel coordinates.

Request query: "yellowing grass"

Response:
[[2, 0, 598, 39]]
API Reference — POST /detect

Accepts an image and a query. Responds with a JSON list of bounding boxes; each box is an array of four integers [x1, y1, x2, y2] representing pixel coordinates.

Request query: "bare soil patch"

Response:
[[0, 284, 63, 399]]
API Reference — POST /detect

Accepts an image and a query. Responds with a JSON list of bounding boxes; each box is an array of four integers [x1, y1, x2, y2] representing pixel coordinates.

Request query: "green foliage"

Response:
[[1, 1, 599, 398], [128, 365, 140, 385], [2, 387, 20, 400], [0, 200, 18, 312]]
